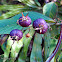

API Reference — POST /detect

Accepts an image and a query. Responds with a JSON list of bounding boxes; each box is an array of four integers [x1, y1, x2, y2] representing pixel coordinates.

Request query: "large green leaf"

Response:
[[10, 38, 23, 62], [30, 33, 43, 62], [43, 2, 58, 18], [3, 36, 14, 62], [0, 5, 24, 11], [3, 31, 25, 62], [44, 30, 58, 62], [0, 11, 54, 34], [18, 27, 34, 62], [44, 31, 51, 60], [10, 28, 34, 62], [0, 10, 21, 20], [0, 5, 43, 20], [0, 5, 25, 20]]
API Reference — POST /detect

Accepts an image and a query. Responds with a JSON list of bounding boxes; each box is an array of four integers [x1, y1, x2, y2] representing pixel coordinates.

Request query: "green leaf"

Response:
[[0, 10, 21, 20], [0, 5, 42, 20], [44, 30, 58, 62], [1, 35, 9, 51], [18, 27, 35, 62], [58, 54, 62, 62], [23, 28, 34, 57], [10, 28, 34, 62], [0, 11, 54, 34], [3, 36, 14, 62], [18, 59, 25, 62], [50, 25, 60, 37], [30, 33, 43, 62], [0, 5, 24, 11], [57, 14, 62, 20], [43, 2, 58, 18], [34, 0, 41, 6], [10, 39, 23, 62], [0, 5, 24, 19], [0, 11, 2, 16], [44, 31, 51, 60], [58, 7, 62, 15], [4, 33, 24, 62], [56, 0, 61, 6], [59, 57, 62, 62], [49, 39, 58, 62], [0, 54, 4, 62]]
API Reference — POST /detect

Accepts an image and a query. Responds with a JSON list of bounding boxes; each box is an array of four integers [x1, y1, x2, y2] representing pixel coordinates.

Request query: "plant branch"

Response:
[[45, 24, 62, 62]]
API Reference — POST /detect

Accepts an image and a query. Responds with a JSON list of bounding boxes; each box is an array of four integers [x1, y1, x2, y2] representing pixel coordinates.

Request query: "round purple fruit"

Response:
[[10, 29, 23, 41], [17, 12, 31, 27], [33, 18, 48, 34]]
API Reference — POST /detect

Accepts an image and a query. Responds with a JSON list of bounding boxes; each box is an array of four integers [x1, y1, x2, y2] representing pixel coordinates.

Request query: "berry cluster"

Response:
[[10, 29, 23, 41], [10, 12, 48, 41], [33, 18, 48, 34]]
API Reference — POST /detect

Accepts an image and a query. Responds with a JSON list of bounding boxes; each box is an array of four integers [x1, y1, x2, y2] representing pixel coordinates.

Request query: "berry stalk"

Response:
[[45, 24, 62, 62]]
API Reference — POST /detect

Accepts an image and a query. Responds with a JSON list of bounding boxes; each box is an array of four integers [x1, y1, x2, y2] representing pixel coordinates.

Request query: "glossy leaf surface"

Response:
[[43, 2, 58, 18], [18, 27, 35, 62], [0, 11, 54, 34], [30, 33, 43, 62]]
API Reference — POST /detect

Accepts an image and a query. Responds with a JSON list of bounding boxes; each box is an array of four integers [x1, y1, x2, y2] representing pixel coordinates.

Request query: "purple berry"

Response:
[[17, 13, 31, 27], [10, 29, 23, 41], [33, 18, 48, 34]]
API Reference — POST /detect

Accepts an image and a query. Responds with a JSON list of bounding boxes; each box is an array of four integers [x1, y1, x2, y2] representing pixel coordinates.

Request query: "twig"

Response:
[[45, 24, 62, 62]]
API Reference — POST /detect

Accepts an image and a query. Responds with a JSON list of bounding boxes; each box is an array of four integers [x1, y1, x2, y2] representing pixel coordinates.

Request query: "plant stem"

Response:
[[45, 24, 62, 62]]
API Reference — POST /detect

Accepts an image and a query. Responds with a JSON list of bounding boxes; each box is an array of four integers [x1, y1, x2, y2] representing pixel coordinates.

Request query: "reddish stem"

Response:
[[26, 13, 28, 17], [21, 12, 24, 17], [45, 24, 62, 62]]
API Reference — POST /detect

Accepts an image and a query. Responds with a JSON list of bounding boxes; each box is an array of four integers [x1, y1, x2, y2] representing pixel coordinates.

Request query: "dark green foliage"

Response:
[[0, 0, 62, 62]]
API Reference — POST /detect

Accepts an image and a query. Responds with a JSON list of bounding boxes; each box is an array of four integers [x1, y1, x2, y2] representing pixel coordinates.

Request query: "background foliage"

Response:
[[0, 0, 62, 62]]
